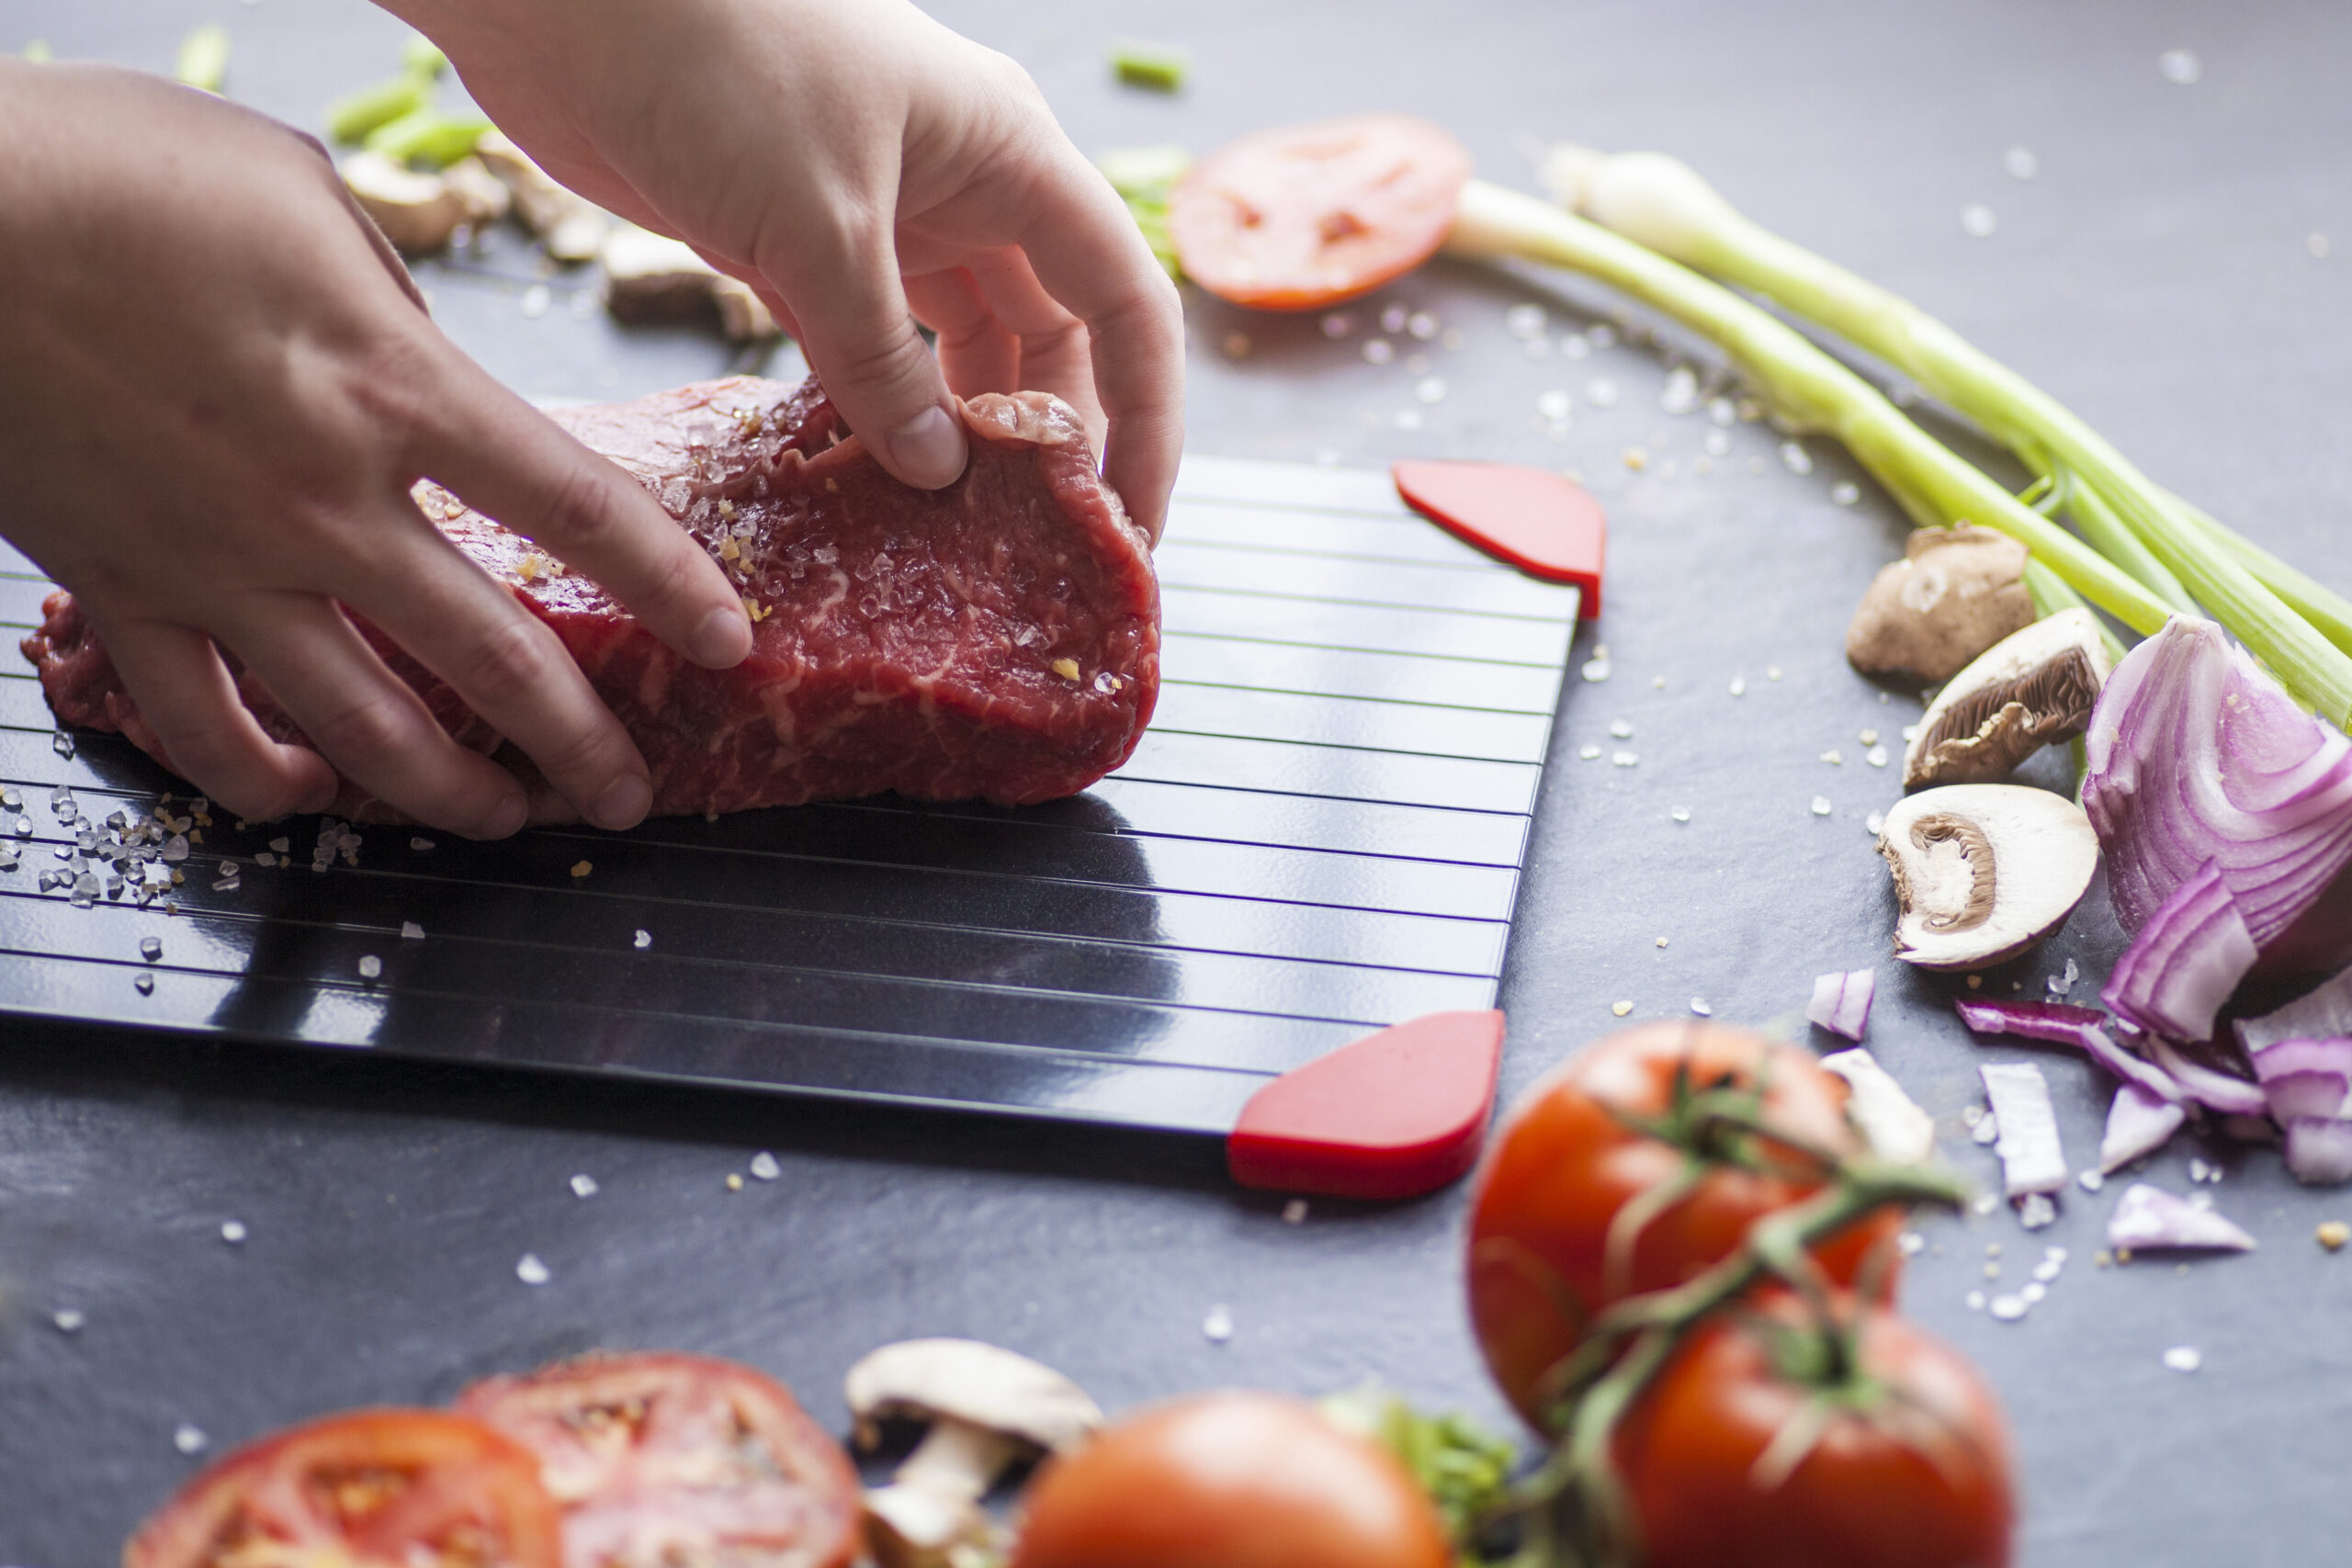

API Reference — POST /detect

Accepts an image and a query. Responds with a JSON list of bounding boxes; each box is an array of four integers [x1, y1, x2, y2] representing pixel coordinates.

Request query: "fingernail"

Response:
[[482, 792, 529, 840], [887, 404, 968, 490], [691, 604, 752, 667], [592, 772, 651, 831]]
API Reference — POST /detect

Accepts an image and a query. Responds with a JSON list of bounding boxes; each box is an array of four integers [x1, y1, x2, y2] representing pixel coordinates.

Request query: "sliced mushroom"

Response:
[[342, 150, 505, 254], [600, 222, 779, 342], [1904, 606, 2113, 787], [475, 130, 612, 262], [844, 1337, 1102, 1568], [1846, 525, 2035, 684], [1878, 784, 2098, 971]]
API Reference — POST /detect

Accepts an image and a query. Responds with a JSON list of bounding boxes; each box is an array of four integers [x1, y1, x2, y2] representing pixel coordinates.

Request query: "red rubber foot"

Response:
[[1392, 459, 1607, 616], [1227, 1010, 1506, 1201]]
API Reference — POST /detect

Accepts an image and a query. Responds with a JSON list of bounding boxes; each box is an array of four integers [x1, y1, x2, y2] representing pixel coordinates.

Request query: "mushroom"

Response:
[[844, 1338, 1102, 1568], [341, 150, 507, 254], [1846, 525, 2035, 684], [474, 130, 612, 262], [1903, 606, 2113, 787], [1877, 784, 2099, 970], [600, 222, 780, 342]]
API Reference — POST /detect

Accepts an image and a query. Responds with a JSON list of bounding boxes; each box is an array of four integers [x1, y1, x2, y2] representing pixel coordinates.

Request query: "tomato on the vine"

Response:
[[1613, 1293, 2014, 1568], [125, 1408, 561, 1568], [1466, 1021, 1902, 1429]]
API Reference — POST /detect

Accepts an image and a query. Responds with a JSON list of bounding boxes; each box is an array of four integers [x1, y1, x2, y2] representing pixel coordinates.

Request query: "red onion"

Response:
[[2101, 861, 2259, 1043], [1979, 1062, 2067, 1196], [2084, 617, 2352, 991], [1953, 998, 2180, 1103], [1806, 968, 1875, 1042], [2105, 1182, 2256, 1252], [2098, 1083, 2186, 1171], [2239, 965, 2352, 1183], [2144, 1036, 2267, 1117]]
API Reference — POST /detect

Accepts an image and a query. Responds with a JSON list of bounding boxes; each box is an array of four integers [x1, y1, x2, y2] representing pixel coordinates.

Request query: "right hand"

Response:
[[0, 62, 753, 837]]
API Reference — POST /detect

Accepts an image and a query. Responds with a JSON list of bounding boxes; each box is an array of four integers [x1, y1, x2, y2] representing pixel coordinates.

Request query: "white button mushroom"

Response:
[[1877, 784, 2099, 970], [1904, 607, 2114, 787]]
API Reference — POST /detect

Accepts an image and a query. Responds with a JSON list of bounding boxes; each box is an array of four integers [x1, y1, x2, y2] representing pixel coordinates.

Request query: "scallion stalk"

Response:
[[175, 23, 230, 96]]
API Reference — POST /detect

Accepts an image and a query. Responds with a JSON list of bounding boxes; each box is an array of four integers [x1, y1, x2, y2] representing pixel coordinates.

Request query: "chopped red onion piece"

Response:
[[2106, 1182, 2256, 1252], [2236, 964, 2352, 1055], [1954, 998, 2180, 1103], [2099, 1082, 2187, 1171], [2084, 616, 2352, 982], [1979, 1061, 2067, 1196], [2282, 1119, 2352, 1185], [1819, 1047, 1934, 1165], [1807, 968, 1876, 1042], [2145, 1036, 2269, 1116], [2101, 860, 2258, 1043]]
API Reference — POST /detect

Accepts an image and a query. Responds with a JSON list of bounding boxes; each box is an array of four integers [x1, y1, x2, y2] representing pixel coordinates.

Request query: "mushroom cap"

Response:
[[1846, 526, 2035, 683], [844, 1339, 1102, 1455], [340, 150, 467, 254], [1879, 784, 2099, 970], [1904, 607, 2114, 787]]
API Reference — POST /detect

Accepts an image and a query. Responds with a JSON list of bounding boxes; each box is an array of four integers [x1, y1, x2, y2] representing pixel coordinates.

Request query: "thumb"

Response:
[[766, 226, 968, 491]]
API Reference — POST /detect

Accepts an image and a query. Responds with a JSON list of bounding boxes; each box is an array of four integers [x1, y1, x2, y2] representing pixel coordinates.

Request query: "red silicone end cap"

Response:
[[1227, 1010, 1506, 1201], [1392, 459, 1607, 616]]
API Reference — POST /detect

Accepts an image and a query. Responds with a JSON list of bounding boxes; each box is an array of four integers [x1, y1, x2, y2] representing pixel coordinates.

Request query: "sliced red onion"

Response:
[[2099, 1082, 2187, 1171], [2144, 1036, 2268, 1116], [1819, 1047, 1934, 1165], [2105, 1181, 2256, 1252], [2235, 964, 2352, 1055], [1953, 998, 2180, 1103], [2282, 1119, 2352, 1184], [2084, 617, 2352, 982], [2100, 860, 2258, 1043], [1979, 1061, 2066, 1196], [1806, 968, 1876, 1042]]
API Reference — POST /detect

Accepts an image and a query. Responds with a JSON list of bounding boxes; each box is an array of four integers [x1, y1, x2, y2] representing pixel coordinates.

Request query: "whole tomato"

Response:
[[1614, 1294, 2014, 1568], [1466, 1021, 1901, 1429], [1009, 1392, 1451, 1568]]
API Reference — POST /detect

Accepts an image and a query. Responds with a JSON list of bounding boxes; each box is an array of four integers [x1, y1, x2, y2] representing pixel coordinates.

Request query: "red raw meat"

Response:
[[24, 376, 1160, 820]]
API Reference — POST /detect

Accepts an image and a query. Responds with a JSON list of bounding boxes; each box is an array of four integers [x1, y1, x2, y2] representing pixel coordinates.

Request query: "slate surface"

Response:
[[3, 1, 2348, 1562]]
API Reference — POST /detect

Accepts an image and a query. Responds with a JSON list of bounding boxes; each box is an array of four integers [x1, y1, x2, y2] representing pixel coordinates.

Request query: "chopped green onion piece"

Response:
[[324, 73, 435, 145], [1110, 39, 1190, 92], [400, 33, 448, 79], [23, 39, 52, 62], [364, 108, 492, 170], [1097, 144, 1191, 281], [175, 23, 230, 95]]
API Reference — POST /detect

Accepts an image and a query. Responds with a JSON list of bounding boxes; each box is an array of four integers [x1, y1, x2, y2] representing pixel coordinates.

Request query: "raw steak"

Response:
[[25, 376, 1160, 819]]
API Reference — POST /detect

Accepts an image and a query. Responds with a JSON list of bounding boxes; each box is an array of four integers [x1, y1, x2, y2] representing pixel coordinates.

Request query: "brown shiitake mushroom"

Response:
[[1846, 525, 2034, 684], [1878, 784, 2098, 970], [1904, 606, 2113, 787], [600, 223, 779, 342]]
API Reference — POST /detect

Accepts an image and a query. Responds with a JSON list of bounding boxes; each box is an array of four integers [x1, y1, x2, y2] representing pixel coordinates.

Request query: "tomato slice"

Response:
[[125, 1408, 562, 1568], [457, 1351, 862, 1568], [1169, 114, 1472, 310]]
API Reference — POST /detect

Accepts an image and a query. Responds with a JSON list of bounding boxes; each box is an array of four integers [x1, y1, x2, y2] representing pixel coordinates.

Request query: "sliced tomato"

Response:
[[457, 1351, 862, 1568], [125, 1407, 562, 1568], [1169, 114, 1472, 310], [1615, 1294, 2015, 1568], [1466, 1021, 1903, 1431]]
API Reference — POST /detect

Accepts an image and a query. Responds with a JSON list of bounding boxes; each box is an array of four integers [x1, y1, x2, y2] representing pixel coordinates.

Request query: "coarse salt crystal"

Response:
[[634, 929, 652, 948], [356, 954, 382, 981], [1282, 1199, 1309, 1224], [220, 1220, 247, 1244], [2162, 1345, 2202, 1372], [515, 1253, 551, 1285], [749, 1151, 782, 1181], [1202, 1304, 1235, 1343], [1811, 795, 1833, 817], [570, 1173, 599, 1199], [174, 1424, 209, 1455], [52, 1308, 85, 1334], [1611, 1000, 1634, 1017]]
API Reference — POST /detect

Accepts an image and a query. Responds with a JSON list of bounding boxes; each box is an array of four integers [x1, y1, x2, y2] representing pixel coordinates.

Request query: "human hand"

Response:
[[0, 62, 752, 836], [387, 0, 1186, 540]]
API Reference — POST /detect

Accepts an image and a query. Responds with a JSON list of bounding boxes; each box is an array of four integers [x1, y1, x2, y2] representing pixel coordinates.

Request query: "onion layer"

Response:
[[2100, 861, 2259, 1043]]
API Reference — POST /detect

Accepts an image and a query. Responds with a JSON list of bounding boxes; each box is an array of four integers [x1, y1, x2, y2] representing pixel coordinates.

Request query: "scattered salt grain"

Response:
[[52, 1308, 85, 1335], [400, 921, 424, 942], [2018, 1193, 2058, 1230], [2158, 48, 2201, 85], [220, 1220, 246, 1245], [1811, 795, 1833, 817], [1611, 1000, 1634, 1017], [2162, 1345, 2202, 1373], [2079, 1168, 2107, 1192], [1974, 1114, 2002, 1146], [520, 284, 551, 318], [1504, 303, 1547, 338], [1865, 746, 1890, 768], [1581, 659, 1612, 683], [1584, 378, 1619, 409], [1609, 719, 1634, 739], [1282, 1199, 1310, 1224], [515, 1253, 551, 1285], [174, 1425, 209, 1455], [134, 973, 154, 995], [750, 1151, 782, 1181], [1363, 339, 1394, 365], [141, 936, 163, 961], [1202, 1304, 1235, 1344], [1961, 204, 1998, 238], [1578, 744, 1602, 761], [1670, 807, 1691, 824], [634, 929, 652, 949], [356, 955, 382, 981], [1415, 376, 1447, 404], [1322, 312, 1355, 338], [1728, 674, 1747, 696], [1964, 1290, 1986, 1311], [1690, 998, 1713, 1018], [570, 1174, 599, 1199], [1820, 749, 1844, 765], [1988, 1293, 2028, 1322], [410, 837, 435, 852], [1659, 366, 1699, 414], [1611, 750, 1639, 768], [2005, 146, 2040, 181], [1831, 482, 1861, 505], [1899, 1233, 1926, 1257], [1561, 333, 1590, 359], [1406, 311, 1438, 340], [1779, 442, 1814, 475], [1535, 389, 1573, 421], [2020, 1282, 2047, 1304], [53, 729, 75, 759]]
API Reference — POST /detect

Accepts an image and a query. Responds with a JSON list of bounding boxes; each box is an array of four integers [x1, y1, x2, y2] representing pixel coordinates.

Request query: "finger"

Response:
[[229, 596, 531, 840], [351, 528, 655, 832], [756, 210, 969, 491], [405, 358, 752, 671], [962, 247, 1104, 446], [1005, 151, 1186, 542], [905, 267, 1020, 398], [96, 616, 339, 822]]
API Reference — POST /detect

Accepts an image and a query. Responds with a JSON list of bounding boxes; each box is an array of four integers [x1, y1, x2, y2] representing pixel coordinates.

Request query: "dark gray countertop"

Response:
[[5, 1, 2349, 1562]]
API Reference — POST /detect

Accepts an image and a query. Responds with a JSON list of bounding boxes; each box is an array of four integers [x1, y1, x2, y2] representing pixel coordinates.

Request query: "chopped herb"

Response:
[[175, 24, 230, 96], [1109, 39, 1190, 92]]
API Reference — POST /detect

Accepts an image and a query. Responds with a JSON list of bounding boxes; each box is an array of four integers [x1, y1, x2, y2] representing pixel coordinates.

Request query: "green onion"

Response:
[[1443, 183, 2175, 639], [1110, 39, 1190, 92], [400, 33, 448, 80], [1545, 146, 2352, 725], [363, 108, 492, 170], [23, 39, 52, 62], [324, 73, 435, 145], [1097, 144, 1192, 281], [175, 23, 230, 95]]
